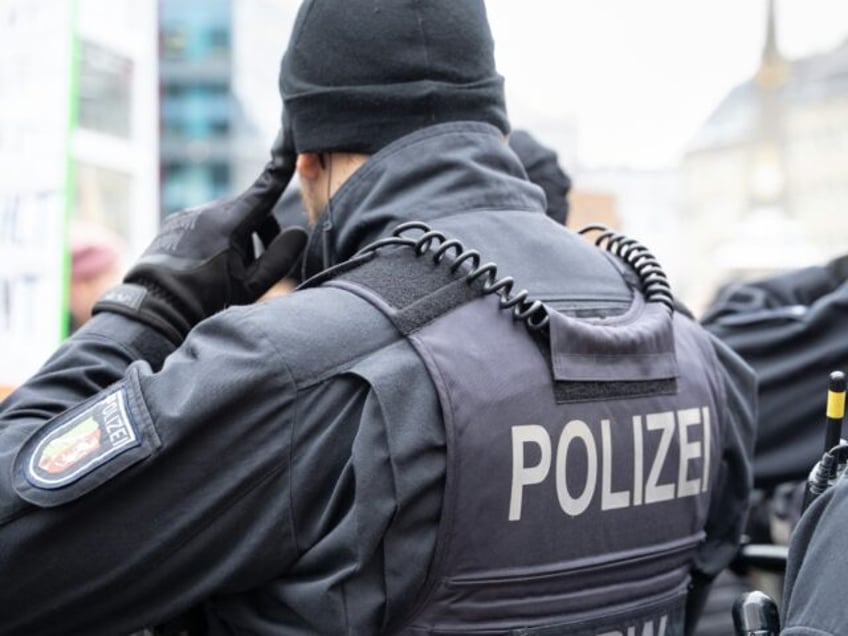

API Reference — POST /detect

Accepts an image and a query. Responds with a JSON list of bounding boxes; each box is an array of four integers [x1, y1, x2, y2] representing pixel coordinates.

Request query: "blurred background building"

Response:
[[569, 166, 681, 295], [158, 0, 294, 216], [681, 0, 848, 311], [75, 0, 159, 253], [0, 0, 157, 396]]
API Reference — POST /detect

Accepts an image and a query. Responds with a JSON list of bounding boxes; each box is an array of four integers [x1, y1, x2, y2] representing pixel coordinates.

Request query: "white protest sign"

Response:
[[0, 0, 75, 397]]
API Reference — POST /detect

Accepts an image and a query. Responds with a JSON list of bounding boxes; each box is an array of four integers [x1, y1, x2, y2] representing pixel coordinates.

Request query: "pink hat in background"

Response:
[[70, 221, 126, 281]]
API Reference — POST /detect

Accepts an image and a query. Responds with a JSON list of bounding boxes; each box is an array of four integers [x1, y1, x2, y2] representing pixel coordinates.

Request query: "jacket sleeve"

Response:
[[0, 307, 299, 635], [781, 478, 848, 635], [701, 263, 844, 325], [694, 335, 758, 579]]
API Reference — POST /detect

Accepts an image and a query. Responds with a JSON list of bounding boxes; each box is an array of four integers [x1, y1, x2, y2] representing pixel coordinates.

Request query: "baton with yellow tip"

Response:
[[802, 370, 848, 512], [824, 370, 846, 453]]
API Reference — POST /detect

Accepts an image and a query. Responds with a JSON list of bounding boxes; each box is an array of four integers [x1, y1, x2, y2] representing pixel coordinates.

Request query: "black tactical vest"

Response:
[[320, 226, 725, 636]]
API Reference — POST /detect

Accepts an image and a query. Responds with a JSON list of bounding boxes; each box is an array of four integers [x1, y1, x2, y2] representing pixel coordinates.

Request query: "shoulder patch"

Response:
[[26, 388, 138, 488], [14, 385, 159, 507]]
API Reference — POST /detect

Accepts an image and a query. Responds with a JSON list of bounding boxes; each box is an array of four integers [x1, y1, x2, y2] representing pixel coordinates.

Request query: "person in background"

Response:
[[0, 2, 755, 634], [508, 129, 572, 226], [68, 220, 127, 333], [700, 254, 848, 634], [703, 255, 848, 494], [782, 455, 848, 634]]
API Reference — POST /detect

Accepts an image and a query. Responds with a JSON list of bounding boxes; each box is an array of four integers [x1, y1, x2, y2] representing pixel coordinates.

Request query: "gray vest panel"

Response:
[[328, 243, 725, 636]]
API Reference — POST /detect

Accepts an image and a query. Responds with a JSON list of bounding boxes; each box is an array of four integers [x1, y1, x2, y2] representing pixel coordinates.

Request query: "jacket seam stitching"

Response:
[[246, 311, 302, 556]]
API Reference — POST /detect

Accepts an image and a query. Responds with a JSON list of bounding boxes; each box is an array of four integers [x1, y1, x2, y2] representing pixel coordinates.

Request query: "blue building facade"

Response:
[[159, 0, 233, 216]]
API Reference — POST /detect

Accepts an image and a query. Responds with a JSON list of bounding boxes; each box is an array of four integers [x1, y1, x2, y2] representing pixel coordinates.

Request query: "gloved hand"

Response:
[[93, 133, 307, 345]]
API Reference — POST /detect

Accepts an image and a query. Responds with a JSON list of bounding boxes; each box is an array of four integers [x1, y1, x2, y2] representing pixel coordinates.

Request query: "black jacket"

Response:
[[783, 476, 848, 634], [702, 263, 848, 488], [0, 122, 755, 635]]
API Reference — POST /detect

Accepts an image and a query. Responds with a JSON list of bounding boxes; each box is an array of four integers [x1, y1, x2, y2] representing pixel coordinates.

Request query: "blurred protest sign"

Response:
[[0, 0, 76, 395]]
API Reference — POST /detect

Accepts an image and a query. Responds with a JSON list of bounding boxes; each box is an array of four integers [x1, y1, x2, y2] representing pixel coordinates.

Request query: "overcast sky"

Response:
[[485, 0, 848, 169]]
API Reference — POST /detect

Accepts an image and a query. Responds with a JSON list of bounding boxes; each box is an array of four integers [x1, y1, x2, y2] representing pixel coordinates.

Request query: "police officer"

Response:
[[712, 256, 848, 635], [700, 256, 848, 635], [783, 477, 848, 633], [0, 1, 756, 634]]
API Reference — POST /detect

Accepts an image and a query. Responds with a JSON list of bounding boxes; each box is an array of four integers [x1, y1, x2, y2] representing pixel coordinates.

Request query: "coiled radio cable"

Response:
[[355, 221, 675, 333], [356, 221, 550, 331], [577, 224, 674, 312]]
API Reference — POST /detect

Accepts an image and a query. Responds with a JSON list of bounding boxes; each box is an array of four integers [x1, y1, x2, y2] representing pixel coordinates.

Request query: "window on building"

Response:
[[161, 162, 230, 216], [158, 0, 231, 63], [161, 83, 230, 140], [78, 40, 133, 138], [161, 28, 186, 60]]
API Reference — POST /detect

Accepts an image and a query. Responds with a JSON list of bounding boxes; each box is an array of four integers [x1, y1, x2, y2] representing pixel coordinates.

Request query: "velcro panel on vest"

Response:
[[329, 247, 482, 335], [547, 301, 678, 403]]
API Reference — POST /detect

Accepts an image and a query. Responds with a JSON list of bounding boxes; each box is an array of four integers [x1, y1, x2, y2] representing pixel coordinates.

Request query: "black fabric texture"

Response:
[[334, 247, 481, 335], [508, 129, 571, 225], [534, 310, 678, 403], [782, 476, 848, 634], [702, 263, 844, 323], [553, 378, 677, 403], [392, 279, 480, 336], [279, 0, 508, 154], [337, 248, 459, 308], [300, 122, 547, 281], [703, 266, 848, 487]]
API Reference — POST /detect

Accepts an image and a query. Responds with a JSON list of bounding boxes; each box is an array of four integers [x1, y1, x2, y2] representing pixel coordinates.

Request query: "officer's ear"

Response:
[[296, 153, 325, 182]]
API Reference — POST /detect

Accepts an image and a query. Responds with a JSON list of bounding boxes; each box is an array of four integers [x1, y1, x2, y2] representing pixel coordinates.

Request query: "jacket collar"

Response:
[[301, 121, 547, 280]]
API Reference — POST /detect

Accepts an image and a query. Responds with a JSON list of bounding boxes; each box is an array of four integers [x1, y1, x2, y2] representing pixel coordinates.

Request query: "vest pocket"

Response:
[[446, 533, 702, 588], [410, 579, 689, 636], [402, 536, 702, 636]]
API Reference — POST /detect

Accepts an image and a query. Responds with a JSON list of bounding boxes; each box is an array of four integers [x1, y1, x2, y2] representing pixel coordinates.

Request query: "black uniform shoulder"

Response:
[[227, 283, 400, 387], [784, 477, 848, 634]]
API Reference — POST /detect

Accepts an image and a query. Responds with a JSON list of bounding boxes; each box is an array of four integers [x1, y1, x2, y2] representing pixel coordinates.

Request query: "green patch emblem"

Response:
[[38, 417, 102, 474], [26, 388, 140, 488]]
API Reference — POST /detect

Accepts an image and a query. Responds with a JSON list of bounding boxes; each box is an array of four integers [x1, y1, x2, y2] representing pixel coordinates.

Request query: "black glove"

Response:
[[93, 135, 307, 345]]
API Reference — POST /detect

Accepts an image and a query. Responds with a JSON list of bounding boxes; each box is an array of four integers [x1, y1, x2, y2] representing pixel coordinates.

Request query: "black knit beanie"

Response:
[[279, 0, 509, 154]]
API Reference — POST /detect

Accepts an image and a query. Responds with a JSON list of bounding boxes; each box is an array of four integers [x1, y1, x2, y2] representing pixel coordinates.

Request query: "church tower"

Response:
[[748, 0, 789, 212]]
